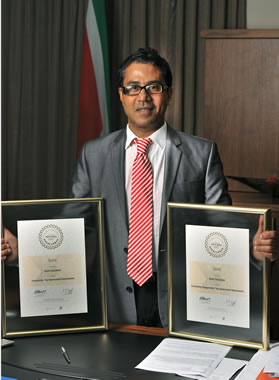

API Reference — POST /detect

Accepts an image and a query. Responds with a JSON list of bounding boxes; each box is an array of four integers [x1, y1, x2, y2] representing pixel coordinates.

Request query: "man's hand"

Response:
[[1, 228, 18, 263], [253, 215, 279, 262]]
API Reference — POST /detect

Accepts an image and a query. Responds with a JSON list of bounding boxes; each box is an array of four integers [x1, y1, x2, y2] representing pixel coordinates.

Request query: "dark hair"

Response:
[[117, 47, 172, 88]]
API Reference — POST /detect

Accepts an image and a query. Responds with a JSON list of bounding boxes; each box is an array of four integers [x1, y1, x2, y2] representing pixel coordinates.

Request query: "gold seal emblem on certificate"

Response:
[[205, 232, 228, 258], [39, 224, 64, 250]]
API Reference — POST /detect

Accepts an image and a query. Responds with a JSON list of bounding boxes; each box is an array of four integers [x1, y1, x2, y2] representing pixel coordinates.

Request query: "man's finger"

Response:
[[256, 214, 264, 235], [254, 238, 278, 248], [260, 230, 279, 240]]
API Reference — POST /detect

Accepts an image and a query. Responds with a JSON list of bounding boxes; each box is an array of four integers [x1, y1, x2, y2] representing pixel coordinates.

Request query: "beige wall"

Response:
[[247, 0, 279, 28]]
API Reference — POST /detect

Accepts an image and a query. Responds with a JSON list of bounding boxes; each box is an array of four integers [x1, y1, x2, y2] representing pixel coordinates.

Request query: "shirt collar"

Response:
[[125, 122, 167, 150]]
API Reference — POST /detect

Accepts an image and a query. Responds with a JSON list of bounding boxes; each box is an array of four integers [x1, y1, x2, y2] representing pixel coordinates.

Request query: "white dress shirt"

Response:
[[125, 123, 167, 271]]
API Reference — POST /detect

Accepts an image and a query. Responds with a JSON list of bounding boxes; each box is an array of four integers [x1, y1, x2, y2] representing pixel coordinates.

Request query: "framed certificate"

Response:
[[1, 198, 107, 337], [167, 203, 272, 350]]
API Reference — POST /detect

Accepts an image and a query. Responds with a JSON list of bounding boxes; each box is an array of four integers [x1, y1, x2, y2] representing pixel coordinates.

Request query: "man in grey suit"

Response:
[[69, 47, 279, 328], [70, 47, 231, 327]]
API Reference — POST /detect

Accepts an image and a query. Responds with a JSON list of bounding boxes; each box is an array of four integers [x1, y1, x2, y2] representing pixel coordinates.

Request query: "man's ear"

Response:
[[167, 87, 173, 104], [118, 87, 123, 103]]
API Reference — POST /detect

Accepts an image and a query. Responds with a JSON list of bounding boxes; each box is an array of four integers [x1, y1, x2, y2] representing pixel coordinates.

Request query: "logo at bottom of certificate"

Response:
[[39, 224, 64, 250], [205, 232, 228, 258]]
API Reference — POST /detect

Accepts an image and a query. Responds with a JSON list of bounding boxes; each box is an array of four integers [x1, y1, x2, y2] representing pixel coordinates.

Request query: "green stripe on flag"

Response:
[[92, 0, 111, 129]]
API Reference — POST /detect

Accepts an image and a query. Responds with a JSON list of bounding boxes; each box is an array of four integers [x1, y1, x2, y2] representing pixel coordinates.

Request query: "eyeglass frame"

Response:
[[121, 83, 169, 96]]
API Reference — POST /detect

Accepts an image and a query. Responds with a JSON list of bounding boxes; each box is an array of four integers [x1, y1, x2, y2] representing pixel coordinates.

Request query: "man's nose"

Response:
[[137, 87, 152, 101]]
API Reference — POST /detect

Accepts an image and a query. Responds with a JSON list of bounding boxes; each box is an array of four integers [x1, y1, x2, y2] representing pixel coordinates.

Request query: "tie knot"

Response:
[[135, 138, 152, 155]]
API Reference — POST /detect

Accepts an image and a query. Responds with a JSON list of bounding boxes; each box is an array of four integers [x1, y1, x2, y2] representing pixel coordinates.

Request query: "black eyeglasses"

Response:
[[122, 83, 168, 96]]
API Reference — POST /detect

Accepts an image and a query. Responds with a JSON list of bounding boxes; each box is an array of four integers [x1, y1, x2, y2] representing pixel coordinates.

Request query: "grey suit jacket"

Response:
[[71, 125, 232, 327]]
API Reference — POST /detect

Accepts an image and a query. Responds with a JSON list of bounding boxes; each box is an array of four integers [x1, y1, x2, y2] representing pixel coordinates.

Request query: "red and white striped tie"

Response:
[[127, 138, 153, 286]]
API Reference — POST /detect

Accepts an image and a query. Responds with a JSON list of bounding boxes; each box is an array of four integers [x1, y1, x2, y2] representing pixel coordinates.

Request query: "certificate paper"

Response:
[[18, 218, 88, 317], [136, 337, 231, 378], [186, 225, 249, 328]]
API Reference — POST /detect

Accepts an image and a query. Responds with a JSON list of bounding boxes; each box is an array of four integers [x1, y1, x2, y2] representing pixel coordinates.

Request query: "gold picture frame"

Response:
[[167, 203, 271, 350], [1, 198, 107, 337]]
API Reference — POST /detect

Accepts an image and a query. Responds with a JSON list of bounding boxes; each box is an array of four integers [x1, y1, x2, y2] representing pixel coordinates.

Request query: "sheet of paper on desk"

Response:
[[136, 337, 231, 378], [187, 358, 247, 380], [235, 350, 269, 380], [264, 344, 279, 373], [235, 343, 279, 380]]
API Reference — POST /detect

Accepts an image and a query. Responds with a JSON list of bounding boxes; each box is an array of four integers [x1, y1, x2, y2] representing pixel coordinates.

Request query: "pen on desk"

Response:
[[61, 345, 71, 364]]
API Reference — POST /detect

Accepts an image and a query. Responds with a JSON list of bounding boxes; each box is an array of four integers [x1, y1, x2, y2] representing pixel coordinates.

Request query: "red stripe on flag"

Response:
[[76, 28, 103, 157]]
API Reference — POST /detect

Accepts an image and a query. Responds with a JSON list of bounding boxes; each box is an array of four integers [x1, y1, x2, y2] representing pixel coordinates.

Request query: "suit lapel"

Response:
[[160, 126, 182, 234], [110, 129, 129, 232]]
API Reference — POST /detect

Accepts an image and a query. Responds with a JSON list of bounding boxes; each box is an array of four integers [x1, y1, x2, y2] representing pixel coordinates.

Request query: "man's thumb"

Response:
[[257, 214, 264, 235]]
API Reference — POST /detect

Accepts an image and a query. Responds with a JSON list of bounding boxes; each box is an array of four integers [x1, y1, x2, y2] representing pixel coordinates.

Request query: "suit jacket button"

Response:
[[123, 248, 128, 254], [126, 286, 133, 293]]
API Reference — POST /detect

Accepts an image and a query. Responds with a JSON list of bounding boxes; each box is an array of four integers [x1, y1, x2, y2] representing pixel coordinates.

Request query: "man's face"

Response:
[[118, 62, 172, 137]]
